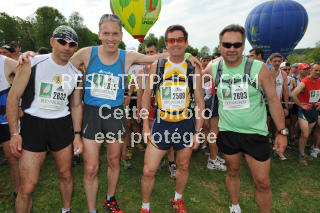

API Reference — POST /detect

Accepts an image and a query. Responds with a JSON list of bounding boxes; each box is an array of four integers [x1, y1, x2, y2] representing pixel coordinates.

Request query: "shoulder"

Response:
[[30, 54, 50, 67]]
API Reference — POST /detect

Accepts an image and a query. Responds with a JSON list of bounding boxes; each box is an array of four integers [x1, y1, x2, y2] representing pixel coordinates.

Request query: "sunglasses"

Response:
[[221, 42, 243, 49], [281, 68, 290, 71], [166, 37, 185, 45], [56, 39, 77, 48]]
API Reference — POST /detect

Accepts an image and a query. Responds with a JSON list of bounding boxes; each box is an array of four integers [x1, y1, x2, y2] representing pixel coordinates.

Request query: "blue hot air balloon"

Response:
[[245, 0, 308, 61]]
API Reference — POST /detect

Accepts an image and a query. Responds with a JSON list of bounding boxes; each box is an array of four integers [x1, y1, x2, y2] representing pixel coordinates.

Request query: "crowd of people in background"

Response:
[[1, 13, 319, 213]]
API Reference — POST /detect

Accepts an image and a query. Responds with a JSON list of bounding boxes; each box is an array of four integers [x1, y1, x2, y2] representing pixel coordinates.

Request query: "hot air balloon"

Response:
[[245, 0, 308, 61], [110, 0, 162, 43]]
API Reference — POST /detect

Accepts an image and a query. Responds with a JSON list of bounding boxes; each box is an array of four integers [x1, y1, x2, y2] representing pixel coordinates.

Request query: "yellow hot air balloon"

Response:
[[110, 0, 161, 43]]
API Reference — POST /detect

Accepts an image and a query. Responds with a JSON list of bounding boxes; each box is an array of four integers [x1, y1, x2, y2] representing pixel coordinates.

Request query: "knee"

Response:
[[255, 177, 271, 192], [84, 164, 99, 178], [176, 161, 189, 173], [19, 182, 36, 196], [226, 167, 240, 179], [58, 169, 73, 182], [143, 166, 157, 178], [300, 132, 309, 140], [107, 155, 120, 169]]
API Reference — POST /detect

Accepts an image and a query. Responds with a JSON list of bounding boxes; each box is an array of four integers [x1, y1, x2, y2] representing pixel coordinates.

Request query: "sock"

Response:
[[107, 195, 113, 201], [299, 151, 305, 156], [121, 154, 126, 160], [141, 203, 150, 211], [210, 157, 217, 161], [89, 210, 97, 213], [174, 192, 182, 201], [232, 203, 240, 209], [61, 208, 70, 213], [169, 161, 175, 167]]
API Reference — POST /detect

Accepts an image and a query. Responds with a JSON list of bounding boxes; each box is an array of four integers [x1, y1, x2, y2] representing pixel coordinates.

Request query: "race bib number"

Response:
[[161, 85, 187, 110], [38, 82, 68, 110], [221, 84, 250, 110], [91, 74, 119, 100], [309, 90, 320, 103]]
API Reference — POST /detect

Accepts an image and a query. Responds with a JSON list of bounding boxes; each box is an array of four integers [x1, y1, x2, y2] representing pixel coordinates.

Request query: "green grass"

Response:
[[0, 146, 319, 213]]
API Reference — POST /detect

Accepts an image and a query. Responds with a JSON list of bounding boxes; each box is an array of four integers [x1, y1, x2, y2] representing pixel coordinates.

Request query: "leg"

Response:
[[15, 150, 46, 213], [141, 144, 167, 203], [52, 144, 73, 209], [313, 118, 320, 148], [175, 147, 193, 195], [224, 153, 242, 205], [244, 154, 271, 213], [209, 117, 219, 160], [106, 139, 123, 196], [83, 138, 102, 211], [167, 146, 175, 162], [298, 118, 315, 155], [2, 140, 20, 193]]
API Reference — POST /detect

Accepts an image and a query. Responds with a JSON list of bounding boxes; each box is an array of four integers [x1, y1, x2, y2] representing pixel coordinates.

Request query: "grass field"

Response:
[[0, 144, 320, 213]]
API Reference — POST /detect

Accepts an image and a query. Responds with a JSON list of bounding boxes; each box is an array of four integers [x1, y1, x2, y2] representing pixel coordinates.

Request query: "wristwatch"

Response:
[[74, 131, 81, 135], [278, 128, 289, 136]]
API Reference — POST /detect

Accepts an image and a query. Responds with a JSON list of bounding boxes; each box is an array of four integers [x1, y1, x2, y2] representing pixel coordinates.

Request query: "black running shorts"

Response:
[[217, 131, 270, 162], [82, 104, 126, 141], [21, 114, 74, 152]]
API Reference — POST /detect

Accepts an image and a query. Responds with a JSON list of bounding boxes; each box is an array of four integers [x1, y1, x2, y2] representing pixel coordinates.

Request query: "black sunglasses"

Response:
[[222, 42, 243, 49], [281, 68, 290, 71], [56, 39, 77, 48]]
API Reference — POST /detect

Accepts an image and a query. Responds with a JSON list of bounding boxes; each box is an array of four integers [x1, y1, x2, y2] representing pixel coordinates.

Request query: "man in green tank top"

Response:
[[202, 24, 287, 213]]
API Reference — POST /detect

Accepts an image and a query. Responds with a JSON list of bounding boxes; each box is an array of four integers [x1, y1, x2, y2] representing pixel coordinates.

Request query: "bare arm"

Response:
[[71, 80, 83, 154], [193, 64, 205, 150], [136, 67, 145, 123], [6, 59, 31, 157], [282, 72, 289, 109], [259, 64, 287, 155], [201, 63, 213, 83], [70, 47, 91, 71], [125, 51, 168, 70], [141, 63, 157, 142], [291, 82, 307, 109], [4, 57, 18, 84]]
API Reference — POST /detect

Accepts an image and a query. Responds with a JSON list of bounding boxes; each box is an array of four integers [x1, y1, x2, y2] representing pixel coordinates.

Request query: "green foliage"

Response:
[[34, 6, 67, 50], [199, 45, 210, 58], [288, 47, 320, 64], [186, 45, 199, 56], [0, 7, 125, 52], [119, 41, 126, 50]]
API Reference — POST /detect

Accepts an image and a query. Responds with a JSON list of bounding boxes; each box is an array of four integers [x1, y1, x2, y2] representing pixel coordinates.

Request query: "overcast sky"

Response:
[[1, 0, 320, 54]]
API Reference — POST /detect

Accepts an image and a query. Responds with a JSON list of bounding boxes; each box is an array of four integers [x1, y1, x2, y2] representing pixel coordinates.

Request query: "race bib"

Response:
[[309, 90, 320, 103], [221, 84, 250, 110], [91, 74, 119, 100], [38, 82, 68, 110], [160, 85, 187, 110]]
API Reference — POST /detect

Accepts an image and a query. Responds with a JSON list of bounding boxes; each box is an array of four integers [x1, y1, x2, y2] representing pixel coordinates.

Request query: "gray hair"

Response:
[[99, 14, 122, 32], [219, 24, 246, 43]]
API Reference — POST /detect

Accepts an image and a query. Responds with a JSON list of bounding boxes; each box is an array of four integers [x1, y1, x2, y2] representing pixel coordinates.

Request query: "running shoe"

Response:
[[229, 205, 241, 213], [171, 198, 188, 213], [139, 208, 151, 213], [103, 196, 124, 213], [169, 164, 177, 180], [216, 155, 226, 164], [310, 148, 320, 158], [207, 158, 226, 171]]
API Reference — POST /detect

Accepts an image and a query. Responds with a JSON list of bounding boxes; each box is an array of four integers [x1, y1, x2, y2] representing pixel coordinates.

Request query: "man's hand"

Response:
[[73, 135, 83, 155], [17, 51, 34, 68], [10, 135, 23, 158], [188, 55, 202, 69], [273, 134, 287, 157], [192, 133, 201, 150]]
